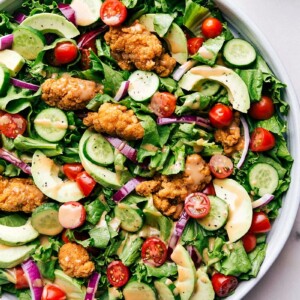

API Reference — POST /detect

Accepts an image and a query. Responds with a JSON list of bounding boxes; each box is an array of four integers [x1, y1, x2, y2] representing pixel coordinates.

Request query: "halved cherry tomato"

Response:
[[107, 261, 130, 287], [242, 232, 257, 253], [184, 192, 211, 219], [100, 0, 128, 26], [249, 96, 275, 120], [42, 284, 66, 300], [58, 202, 86, 229], [63, 163, 84, 181], [54, 42, 78, 65], [76, 171, 96, 196], [249, 127, 276, 152], [209, 154, 233, 179], [209, 103, 233, 129], [61, 229, 71, 243], [149, 92, 177, 118], [201, 17, 223, 39], [15, 266, 29, 290], [0, 113, 27, 138], [249, 212, 271, 234], [187, 37, 204, 55], [211, 273, 238, 298], [141, 237, 168, 267], [202, 182, 216, 196]]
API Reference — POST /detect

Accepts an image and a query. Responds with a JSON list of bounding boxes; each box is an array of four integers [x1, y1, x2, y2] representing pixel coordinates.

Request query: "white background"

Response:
[[229, 1, 300, 299]]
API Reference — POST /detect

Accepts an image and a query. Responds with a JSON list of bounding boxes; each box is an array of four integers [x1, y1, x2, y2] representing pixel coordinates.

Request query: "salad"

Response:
[[0, 0, 293, 299]]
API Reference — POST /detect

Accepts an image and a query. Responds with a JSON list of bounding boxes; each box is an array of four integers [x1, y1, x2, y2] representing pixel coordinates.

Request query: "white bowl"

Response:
[[1, 1, 300, 299]]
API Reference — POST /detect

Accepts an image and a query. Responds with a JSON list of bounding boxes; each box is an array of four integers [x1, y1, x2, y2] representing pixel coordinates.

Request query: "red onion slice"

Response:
[[157, 115, 212, 130], [187, 245, 202, 269], [58, 3, 76, 25], [77, 26, 108, 49], [85, 272, 101, 300], [0, 34, 14, 50], [112, 177, 144, 202], [237, 116, 250, 169], [252, 194, 274, 209], [21, 259, 43, 300], [11, 78, 40, 91], [0, 148, 31, 175], [114, 81, 130, 101], [14, 12, 27, 24], [172, 60, 197, 81]]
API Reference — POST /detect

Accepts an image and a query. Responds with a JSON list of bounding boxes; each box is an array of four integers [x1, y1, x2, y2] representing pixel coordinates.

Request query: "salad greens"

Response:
[[0, 0, 293, 299]]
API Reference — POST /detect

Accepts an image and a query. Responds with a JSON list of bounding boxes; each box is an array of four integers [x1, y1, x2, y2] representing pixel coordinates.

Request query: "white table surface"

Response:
[[228, 1, 300, 299]]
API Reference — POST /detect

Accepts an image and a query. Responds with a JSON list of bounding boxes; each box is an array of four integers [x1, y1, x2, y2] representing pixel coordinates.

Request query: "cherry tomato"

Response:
[[201, 17, 223, 39], [63, 163, 84, 181], [187, 37, 204, 55], [100, 0, 128, 26], [61, 229, 71, 243], [141, 237, 168, 267], [76, 171, 96, 197], [15, 267, 29, 290], [249, 127, 276, 152], [184, 192, 211, 219], [54, 42, 78, 65], [209, 103, 233, 129], [107, 261, 130, 287], [149, 92, 177, 118], [249, 95, 275, 120], [249, 212, 271, 234], [58, 202, 86, 229], [242, 232, 257, 253], [0, 113, 27, 139], [42, 284, 66, 300], [209, 154, 233, 179], [211, 273, 238, 298], [202, 182, 216, 196]]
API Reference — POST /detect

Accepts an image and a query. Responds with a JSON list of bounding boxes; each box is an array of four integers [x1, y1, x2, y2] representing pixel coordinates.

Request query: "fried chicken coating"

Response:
[[104, 21, 176, 77], [136, 154, 212, 219], [0, 176, 45, 213], [58, 243, 95, 278], [214, 112, 244, 156], [83, 102, 144, 141], [41, 74, 103, 110]]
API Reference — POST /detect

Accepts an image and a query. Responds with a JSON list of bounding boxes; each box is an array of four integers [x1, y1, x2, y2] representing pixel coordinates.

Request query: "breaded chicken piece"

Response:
[[58, 243, 95, 278], [83, 102, 144, 141], [214, 112, 244, 156], [41, 74, 103, 110], [0, 176, 45, 213], [136, 154, 212, 219], [104, 21, 176, 77]]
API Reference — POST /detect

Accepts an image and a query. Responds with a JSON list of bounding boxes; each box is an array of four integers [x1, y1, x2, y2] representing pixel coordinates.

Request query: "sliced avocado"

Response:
[[108, 287, 122, 300], [0, 219, 39, 246], [79, 130, 121, 189], [31, 150, 85, 202], [171, 244, 196, 300], [179, 65, 250, 113], [190, 267, 215, 300], [54, 269, 86, 299], [213, 178, 253, 242], [154, 278, 179, 300], [0, 49, 25, 76], [139, 14, 188, 64], [123, 281, 156, 300], [22, 13, 80, 38]]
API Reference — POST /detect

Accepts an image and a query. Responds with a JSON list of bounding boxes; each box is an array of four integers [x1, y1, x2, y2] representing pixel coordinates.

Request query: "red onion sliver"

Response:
[[187, 245, 202, 269], [77, 26, 109, 49], [114, 81, 130, 101], [172, 60, 197, 81], [85, 272, 101, 300], [237, 116, 250, 169], [0, 148, 31, 175], [14, 12, 27, 24], [157, 115, 212, 130], [58, 3, 76, 25], [0, 34, 14, 50], [112, 177, 144, 202], [252, 194, 274, 209], [11, 78, 40, 92]]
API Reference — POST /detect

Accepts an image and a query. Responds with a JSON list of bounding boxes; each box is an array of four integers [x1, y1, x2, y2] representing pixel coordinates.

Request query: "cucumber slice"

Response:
[[248, 163, 279, 196], [34, 108, 68, 142], [12, 26, 46, 60], [0, 65, 10, 96], [128, 70, 159, 101], [83, 133, 114, 166], [223, 38, 256, 67], [114, 203, 144, 232], [197, 196, 229, 231], [31, 203, 63, 236], [123, 281, 156, 300]]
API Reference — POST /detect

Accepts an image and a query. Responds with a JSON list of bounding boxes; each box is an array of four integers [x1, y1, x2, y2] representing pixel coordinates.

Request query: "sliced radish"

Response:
[[58, 202, 86, 229]]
